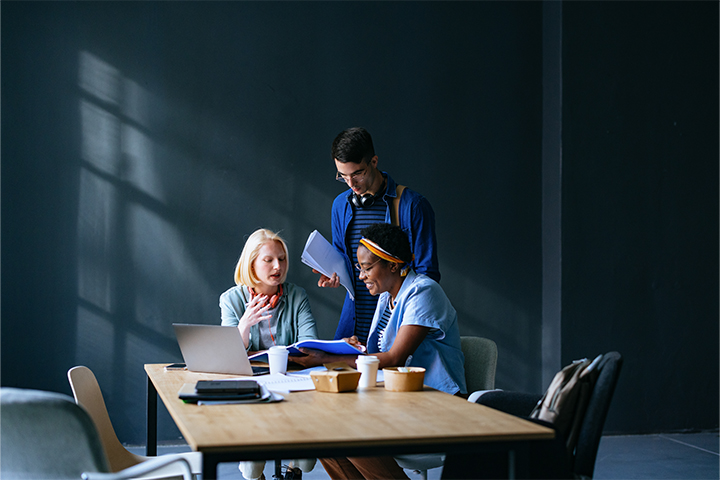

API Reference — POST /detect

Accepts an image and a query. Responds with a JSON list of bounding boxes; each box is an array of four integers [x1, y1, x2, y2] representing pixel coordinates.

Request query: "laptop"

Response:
[[172, 324, 269, 376]]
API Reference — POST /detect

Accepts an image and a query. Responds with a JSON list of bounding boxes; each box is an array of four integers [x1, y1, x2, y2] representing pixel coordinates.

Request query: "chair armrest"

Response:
[[82, 456, 193, 480], [472, 390, 541, 417], [394, 453, 446, 471], [467, 389, 503, 403]]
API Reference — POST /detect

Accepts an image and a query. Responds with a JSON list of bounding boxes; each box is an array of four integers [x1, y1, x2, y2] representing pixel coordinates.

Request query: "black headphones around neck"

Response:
[[350, 192, 378, 209], [348, 176, 387, 209]]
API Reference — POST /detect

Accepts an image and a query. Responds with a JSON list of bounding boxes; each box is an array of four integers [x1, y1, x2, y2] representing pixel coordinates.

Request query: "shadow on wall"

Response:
[[74, 50, 344, 441]]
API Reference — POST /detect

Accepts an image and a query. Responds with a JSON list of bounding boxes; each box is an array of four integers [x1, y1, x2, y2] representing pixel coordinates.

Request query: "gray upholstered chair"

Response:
[[395, 336, 499, 479], [460, 336, 499, 396], [0, 387, 192, 480]]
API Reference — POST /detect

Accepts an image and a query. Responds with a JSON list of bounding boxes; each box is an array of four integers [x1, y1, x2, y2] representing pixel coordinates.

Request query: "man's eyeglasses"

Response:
[[355, 258, 381, 275], [336, 167, 368, 184]]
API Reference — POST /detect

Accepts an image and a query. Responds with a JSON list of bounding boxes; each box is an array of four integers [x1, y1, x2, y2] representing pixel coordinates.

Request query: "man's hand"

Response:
[[314, 270, 340, 288]]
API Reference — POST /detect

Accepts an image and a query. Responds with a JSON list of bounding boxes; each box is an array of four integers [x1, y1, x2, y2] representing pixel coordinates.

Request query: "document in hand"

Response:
[[301, 230, 354, 300], [249, 339, 364, 363]]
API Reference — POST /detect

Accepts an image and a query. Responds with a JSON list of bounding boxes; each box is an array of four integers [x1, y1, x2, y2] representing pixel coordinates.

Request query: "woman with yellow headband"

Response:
[[291, 223, 466, 480]]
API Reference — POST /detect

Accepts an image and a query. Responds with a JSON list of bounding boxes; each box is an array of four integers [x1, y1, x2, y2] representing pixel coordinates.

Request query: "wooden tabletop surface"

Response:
[[145, 363, 554, 457]]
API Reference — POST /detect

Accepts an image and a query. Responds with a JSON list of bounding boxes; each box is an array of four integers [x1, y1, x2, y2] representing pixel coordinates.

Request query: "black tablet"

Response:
[[195, 380, 260, 395]]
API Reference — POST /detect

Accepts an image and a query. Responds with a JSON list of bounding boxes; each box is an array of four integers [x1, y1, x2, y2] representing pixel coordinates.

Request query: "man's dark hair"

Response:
[[332, 127, 375, 164], [360, 223, 413, 265]]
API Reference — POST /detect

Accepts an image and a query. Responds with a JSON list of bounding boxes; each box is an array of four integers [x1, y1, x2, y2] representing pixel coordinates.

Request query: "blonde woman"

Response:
[[220, 228, 318, 352], [220, 228, 318, 480]]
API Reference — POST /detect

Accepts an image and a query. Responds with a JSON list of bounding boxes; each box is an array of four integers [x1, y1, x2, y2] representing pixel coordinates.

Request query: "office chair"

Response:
[[394, 336, 499, 480], [68, 366, 202, 480], [460, 336, 499, 396], [441, 351, 623, 479], [0, 387, 193, 480]]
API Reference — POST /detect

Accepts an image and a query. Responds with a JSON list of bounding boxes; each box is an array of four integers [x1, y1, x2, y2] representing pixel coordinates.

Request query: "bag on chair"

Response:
[[530, 354, 603, 454]]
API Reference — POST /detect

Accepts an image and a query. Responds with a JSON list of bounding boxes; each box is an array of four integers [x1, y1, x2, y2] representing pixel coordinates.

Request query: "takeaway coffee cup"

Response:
[[356, 355, 380, 388], [268, 346, 289, 375]]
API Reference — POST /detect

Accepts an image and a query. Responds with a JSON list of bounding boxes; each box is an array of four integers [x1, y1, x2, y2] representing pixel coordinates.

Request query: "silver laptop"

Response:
[[173, 324, 267, 376]]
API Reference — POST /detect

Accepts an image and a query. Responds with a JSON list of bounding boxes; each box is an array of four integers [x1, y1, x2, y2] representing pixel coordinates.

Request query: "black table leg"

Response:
[[203, 454, 219, 479], [441, 439, 553, 479], [147, 375, 157, 456]]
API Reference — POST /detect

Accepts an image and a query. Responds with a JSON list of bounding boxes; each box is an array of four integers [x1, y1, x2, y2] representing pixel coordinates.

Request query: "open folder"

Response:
[[301, 230, 354, 300], [249, 339, 364, 363]]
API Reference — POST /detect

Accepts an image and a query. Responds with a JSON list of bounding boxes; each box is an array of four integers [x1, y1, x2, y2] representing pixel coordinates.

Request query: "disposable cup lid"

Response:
[[356, 355, 379, 363]]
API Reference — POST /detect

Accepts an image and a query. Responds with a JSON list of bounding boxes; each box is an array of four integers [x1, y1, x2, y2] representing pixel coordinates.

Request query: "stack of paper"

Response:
[[301, 230, 354, 299], [254, 373, 316, 393]]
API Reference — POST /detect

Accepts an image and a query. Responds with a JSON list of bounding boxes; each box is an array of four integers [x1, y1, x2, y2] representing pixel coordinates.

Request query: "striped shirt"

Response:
[[376, 302, 393, 351], [346, 195, 387, 343]]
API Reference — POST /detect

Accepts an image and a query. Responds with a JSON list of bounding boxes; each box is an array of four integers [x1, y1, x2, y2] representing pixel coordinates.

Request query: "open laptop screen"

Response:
[[172, 324, 268, 376]]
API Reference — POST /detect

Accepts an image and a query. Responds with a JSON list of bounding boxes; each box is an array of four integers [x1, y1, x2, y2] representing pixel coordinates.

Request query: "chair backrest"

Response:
[[460, 336, 498, 393], [68, 366, 144, 472], [572, 351, 623, 478], [0, 387, 110, 479]]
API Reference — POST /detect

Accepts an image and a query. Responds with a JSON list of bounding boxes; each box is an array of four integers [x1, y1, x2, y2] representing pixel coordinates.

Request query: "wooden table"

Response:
[[145, 364, 554, 479]]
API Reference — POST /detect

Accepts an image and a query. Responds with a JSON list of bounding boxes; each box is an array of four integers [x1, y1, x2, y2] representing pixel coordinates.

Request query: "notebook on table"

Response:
[[172, 324, 269, 376]]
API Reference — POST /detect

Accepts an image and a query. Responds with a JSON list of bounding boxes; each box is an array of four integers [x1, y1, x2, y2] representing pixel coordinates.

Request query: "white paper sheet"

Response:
[[253, 373, 316, 393], [301, 230, 354, 300]]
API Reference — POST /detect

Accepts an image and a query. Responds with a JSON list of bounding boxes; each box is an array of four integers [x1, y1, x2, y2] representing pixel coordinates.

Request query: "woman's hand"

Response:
[[288, 349, 361, 369], [237, 295, 272, 347], [314, 270, 340, 288], [288, 348, 332, 368], [344, 336, 367, 353]]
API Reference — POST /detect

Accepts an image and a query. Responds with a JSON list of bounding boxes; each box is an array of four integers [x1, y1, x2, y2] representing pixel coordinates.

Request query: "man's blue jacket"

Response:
[[331, 172, 441, 340]]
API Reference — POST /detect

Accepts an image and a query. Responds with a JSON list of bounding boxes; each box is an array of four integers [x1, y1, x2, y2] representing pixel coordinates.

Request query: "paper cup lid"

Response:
[[356, 355, 379, 363]]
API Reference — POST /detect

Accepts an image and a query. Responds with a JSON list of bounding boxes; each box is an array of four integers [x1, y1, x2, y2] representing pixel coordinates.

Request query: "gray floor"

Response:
[[130, 431, 719, 479], [593, 432, 719, 480]]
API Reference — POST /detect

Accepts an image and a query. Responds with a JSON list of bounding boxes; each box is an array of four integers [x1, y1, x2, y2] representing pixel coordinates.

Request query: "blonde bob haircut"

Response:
[[234, 229, 289, 288]]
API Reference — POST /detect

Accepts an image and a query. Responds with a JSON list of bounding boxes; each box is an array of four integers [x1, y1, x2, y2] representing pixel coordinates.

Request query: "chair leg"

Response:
[[409, 469, 429, 480], [272, 459, 304, 479]]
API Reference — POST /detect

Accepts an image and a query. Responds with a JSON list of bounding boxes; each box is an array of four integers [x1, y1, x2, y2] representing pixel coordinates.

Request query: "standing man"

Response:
[[318, 127, 440, 342]]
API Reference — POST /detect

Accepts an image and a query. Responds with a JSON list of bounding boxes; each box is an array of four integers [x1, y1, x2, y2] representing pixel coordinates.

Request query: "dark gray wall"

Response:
[[2, 2, 543, 444], [2, 1, 716, 446], [561, 2, 718, 433]]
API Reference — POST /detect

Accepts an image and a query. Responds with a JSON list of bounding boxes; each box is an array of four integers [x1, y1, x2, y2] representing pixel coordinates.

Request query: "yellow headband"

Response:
[[359, 238, 415, 276], [359, 238, 402, 263]]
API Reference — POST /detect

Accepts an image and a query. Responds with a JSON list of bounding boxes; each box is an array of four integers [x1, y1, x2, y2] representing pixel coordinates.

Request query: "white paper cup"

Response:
[[356, 355, 380, 388], [267, 346, 289, 375]]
